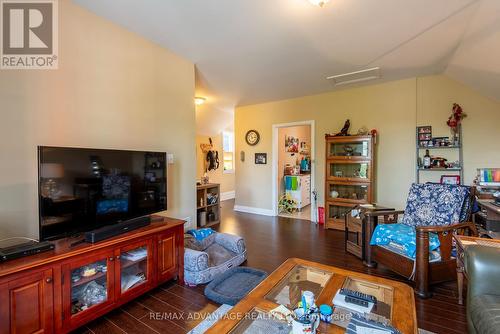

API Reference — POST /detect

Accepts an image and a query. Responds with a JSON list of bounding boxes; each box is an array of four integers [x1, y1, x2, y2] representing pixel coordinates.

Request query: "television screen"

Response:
[[38, 146, 167, 240]]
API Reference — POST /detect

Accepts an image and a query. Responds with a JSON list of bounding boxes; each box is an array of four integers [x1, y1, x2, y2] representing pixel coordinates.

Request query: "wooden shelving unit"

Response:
[[196, 183, 221, 228], [324, 135, 375, 230], [415, 125, 463, 184]]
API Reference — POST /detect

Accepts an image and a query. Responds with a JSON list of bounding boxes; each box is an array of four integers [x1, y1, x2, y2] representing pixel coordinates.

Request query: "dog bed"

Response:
[[204, 267, 268, 306]]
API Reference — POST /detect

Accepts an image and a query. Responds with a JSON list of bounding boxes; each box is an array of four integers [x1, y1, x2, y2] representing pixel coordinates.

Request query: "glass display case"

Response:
[[120, 245, 148, 294], [64, 241, 153, 321], [327, 140, 370, 159], [327, 203, 352, 221], [327, 183, 370, 203], [265, 265, 332, 309], [325, 135, 375, 230], [328, 162, 370, 181], [70, 259, 110, 315]]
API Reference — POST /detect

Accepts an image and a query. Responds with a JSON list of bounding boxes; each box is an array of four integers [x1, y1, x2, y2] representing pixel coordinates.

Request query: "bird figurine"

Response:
[[334, 119, 351, 136]]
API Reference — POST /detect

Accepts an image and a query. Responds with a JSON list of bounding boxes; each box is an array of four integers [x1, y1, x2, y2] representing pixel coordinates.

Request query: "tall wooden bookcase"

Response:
[[324, 135, 375, 230]]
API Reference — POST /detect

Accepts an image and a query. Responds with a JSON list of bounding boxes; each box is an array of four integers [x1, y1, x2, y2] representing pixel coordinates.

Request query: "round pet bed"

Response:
[[204, 267, 268, 306]]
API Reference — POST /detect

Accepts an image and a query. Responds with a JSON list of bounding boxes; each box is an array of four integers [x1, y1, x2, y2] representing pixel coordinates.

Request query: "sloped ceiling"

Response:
[[73, 0, 499, 134], [445, 0, 500, 103]]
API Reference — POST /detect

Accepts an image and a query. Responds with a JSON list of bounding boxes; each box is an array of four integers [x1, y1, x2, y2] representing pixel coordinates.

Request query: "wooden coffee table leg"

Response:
[[457, 268, 464, 305]]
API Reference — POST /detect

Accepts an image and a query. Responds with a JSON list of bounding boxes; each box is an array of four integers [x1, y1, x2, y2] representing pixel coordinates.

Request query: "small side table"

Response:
[[344, 205, 395, 266], [454, 235, 500, 305]]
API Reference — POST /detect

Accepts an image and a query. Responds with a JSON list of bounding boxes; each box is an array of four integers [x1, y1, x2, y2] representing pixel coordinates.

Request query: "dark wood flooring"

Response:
[[75, 200, 467, 334]]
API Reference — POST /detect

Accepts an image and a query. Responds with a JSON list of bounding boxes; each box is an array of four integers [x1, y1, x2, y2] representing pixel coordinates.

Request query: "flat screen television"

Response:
[[38, 146, 167, 240]]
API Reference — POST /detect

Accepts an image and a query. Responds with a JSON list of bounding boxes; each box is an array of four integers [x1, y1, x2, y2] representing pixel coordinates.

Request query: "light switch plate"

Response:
[[167, 153, 174, 164]]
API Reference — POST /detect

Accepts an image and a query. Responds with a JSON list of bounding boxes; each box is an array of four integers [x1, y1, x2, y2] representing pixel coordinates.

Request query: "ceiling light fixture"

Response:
[[327, 67, 381, 86], [308, 0, 330, 7], [194, 97, 206, 105]]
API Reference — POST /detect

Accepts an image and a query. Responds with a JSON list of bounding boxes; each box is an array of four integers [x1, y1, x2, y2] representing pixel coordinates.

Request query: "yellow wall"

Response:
[[0, 1, 196, 238], [196, 134, 236, 194], [235, 75, 500, 212], [416, 76, 500, 184]]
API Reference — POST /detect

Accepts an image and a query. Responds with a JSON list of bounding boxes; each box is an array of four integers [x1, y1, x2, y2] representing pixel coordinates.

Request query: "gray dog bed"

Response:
[[204, 267, 268, 306]]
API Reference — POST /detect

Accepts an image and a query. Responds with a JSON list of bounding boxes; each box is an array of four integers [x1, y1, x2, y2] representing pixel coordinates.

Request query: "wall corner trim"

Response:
[[221, 191, 236, 201], [233, 205, 275, 216]]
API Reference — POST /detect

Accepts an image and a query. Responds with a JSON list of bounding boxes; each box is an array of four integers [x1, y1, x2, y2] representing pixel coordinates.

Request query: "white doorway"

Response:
[[272, 120, 316, 222]]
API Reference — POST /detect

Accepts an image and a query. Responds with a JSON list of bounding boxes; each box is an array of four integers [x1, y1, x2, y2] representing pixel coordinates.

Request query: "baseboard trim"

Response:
[[220, 191, 236, 201], [233, 205, 275, 216]]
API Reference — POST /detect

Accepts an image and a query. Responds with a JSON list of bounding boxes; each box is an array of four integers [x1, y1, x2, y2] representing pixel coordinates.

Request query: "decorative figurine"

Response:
[[356, 126, 369, 135], [334, 119, 351, 136], [447, 103, 467, 145]]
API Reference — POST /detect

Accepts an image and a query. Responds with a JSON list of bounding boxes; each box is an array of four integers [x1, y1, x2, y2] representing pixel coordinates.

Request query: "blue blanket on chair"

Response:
[[370, 224, 440, 259]]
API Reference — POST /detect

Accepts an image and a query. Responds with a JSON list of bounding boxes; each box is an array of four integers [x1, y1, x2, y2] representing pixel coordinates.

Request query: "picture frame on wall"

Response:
[[418, 133, 432, 141], [417, 126, 433, 147], [440, 175, 461, 185], [285, 136, 299, 153], [255, 153, 267, 164], [417, 126, 432, 134]]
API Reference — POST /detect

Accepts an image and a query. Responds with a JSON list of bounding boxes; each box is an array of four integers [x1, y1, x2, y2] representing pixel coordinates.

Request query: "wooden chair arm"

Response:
[[416, 221, 477, 235], [416, 221, 478, 265]]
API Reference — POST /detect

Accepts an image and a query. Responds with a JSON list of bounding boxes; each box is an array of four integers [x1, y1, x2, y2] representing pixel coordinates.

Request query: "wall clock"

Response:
[[245, 130, 260, 146]]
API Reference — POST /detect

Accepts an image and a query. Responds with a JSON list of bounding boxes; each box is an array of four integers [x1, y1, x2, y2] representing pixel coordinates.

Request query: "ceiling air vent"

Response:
[[327, 67, 381, 86]]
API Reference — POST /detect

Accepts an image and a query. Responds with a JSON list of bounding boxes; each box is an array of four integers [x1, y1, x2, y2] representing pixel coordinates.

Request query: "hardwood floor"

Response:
[[76, 199, 467, 334]]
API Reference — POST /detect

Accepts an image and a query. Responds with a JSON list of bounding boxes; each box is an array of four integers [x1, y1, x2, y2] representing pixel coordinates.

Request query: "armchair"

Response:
[[367, 183, 477, 298], [466, 245, 500, 334]]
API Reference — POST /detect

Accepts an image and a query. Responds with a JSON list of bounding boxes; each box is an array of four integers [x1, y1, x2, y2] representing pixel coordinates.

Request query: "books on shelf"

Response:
[[122, 248, 147, 262]]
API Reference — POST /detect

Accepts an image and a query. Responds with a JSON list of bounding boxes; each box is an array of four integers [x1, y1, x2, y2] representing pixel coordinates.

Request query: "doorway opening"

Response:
[[272, 120, 315, 222]]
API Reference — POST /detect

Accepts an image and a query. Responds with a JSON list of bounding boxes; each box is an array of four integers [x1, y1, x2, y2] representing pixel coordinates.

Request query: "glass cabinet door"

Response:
[[327, 183, 370, 203], [327, 140, 370, 159], [69, 257, 112, 316], [327, 203, 352, 221], [119, 242, 150, 295], [328, 161, 370, 181]]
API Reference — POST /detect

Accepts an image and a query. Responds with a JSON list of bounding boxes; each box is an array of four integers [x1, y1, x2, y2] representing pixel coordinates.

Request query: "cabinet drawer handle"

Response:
[[116, 255, 120, 260], [46, 277, 53, 283], [109, 257, 114, 261], [159, 240, 163, 244]]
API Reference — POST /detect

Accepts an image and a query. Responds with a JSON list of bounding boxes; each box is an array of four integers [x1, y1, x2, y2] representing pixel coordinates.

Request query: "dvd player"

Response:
[[0, 240, 55, 262]]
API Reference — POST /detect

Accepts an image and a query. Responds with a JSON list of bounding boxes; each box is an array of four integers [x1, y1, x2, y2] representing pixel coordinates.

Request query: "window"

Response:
[[222, 131, 235, 173]]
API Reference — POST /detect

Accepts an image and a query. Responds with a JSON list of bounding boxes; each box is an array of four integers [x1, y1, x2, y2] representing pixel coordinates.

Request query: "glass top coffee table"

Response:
[[206, 258, 417, 334]]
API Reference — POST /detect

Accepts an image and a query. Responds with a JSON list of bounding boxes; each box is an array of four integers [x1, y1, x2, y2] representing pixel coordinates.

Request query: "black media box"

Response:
[[84, 216, 151, 243], [0, 241, 55, 262]]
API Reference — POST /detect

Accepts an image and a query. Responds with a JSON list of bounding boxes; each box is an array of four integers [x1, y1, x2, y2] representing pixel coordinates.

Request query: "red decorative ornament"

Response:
[[447, 103, 466, 131]]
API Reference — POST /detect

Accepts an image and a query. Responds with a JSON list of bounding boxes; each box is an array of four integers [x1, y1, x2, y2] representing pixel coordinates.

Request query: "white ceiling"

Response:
[[74, 0, 500, 133]]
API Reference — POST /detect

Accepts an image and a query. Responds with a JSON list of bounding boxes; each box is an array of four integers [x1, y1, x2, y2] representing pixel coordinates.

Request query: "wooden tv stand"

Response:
[[0, 216, 184, 334]]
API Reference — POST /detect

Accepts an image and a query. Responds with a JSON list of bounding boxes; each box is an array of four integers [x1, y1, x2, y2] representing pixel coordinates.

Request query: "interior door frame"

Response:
[[272, 120, 316, 222]]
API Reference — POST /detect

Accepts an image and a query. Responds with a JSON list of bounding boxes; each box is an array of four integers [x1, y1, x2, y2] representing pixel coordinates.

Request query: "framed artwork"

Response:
[[417, 126, 432, 147], [418, 133, 432, 141], [440, 175, 461, 185], [255, 153, 267, 164], [417, 126, 432, 134], [285, 136, 299, 153], [419, 140, 429, 147]]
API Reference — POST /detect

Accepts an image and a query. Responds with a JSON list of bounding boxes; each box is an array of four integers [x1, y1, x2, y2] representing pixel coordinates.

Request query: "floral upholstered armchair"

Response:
[[369, 183, 477, 298]]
